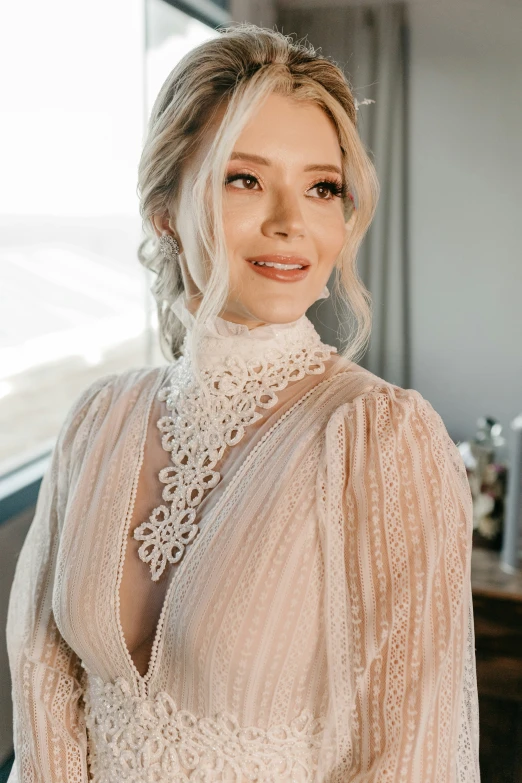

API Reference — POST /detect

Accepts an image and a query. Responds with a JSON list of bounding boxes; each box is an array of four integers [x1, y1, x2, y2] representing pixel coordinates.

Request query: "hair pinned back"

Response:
[[137, 23, 379, 367]]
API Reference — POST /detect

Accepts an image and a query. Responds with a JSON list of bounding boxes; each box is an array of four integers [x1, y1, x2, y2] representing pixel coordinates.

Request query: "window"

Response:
[[0, 0, 222, 479]]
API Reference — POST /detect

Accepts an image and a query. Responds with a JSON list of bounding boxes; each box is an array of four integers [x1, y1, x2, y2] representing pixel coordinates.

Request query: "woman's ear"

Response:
[[151, 213, 173, 238]]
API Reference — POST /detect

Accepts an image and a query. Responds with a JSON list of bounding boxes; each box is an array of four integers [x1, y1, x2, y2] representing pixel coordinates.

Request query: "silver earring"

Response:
[[159, 233, 180, 261]]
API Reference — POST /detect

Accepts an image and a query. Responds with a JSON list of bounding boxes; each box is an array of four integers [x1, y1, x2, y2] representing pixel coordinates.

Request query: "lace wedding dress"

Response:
[[6, 293, 480, 782]]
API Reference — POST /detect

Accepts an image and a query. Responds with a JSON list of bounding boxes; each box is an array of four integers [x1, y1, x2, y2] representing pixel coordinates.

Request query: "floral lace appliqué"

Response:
[[83, 674, 325, 782], [133, 319, 336, 581]]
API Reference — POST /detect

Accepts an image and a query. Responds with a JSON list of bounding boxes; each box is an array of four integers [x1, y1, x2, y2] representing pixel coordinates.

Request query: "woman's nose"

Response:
[[261, 188, 306, 240]]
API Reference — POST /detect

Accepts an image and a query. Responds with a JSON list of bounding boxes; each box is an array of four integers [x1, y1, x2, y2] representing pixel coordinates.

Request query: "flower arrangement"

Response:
[[468, 461, 508, 548], [457, 419, 508, 551]]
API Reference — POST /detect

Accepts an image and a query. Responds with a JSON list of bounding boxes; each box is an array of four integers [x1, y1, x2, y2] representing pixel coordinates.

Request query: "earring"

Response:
[[159, 233, 180, 262]]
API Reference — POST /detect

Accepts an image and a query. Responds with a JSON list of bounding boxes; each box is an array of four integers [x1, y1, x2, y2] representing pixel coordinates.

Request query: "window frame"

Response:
[[161, 0, 230, 29]]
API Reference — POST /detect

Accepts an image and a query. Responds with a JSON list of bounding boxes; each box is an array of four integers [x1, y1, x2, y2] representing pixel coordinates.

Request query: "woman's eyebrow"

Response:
[[229, 151, 342, 176]]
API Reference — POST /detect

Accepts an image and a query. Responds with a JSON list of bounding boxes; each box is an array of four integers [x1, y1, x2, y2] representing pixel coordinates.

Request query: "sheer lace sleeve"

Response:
[[6, 375, 116, 783], [316, 386, 481, 782]]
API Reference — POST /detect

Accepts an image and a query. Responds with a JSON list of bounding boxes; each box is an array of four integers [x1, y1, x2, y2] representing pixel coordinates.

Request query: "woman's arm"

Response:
[[6, 375, 115, 783], [317, 386, 480, 782]]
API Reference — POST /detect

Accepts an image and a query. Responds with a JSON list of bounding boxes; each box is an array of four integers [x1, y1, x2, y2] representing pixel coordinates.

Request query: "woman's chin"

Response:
[[238, 301, 309, 328]]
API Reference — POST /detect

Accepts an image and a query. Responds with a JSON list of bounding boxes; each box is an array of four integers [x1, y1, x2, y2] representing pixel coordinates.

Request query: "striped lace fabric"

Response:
[[6, 301, 480, 781]]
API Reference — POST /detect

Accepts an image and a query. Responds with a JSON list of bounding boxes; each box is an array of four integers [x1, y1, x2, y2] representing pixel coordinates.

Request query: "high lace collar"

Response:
[[137, 287, 336, 582], [169, 286, 332, 367]]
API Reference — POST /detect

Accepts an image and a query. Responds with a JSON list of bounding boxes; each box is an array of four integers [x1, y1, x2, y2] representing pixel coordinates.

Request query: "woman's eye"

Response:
[[224, 173, 259, 190], [308, 180, 345, 200], [224, 173, 345, 200]]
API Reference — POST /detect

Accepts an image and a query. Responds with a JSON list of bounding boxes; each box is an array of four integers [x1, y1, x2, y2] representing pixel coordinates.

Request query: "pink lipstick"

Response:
[[246, 255, 311, 283]]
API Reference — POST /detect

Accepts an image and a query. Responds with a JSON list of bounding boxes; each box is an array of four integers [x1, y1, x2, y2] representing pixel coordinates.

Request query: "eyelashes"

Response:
[[316, 178, 346, 199], [224, 173, 255, 187], [224, 172, 346, 200]]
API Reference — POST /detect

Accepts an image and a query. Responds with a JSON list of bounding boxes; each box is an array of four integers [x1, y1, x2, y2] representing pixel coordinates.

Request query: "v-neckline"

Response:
[[114, 361, 350, 697], [114, 365, 176, 696]]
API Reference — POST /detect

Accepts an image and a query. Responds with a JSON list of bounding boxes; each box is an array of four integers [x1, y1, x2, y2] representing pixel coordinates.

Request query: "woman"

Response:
[[6, 23, 480, 782]]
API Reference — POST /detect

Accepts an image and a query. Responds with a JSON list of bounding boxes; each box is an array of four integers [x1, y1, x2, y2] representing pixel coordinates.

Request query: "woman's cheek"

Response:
[[223, 201, 262, 248], [311, 209, 346, 261]]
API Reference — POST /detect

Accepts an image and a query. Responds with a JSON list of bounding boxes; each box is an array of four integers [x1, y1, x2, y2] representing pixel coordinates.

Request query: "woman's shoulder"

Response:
[[324, 362, 469, 492], [327, 357, 442, 428], [58, 364, 170, 451], [328, 357, 410, 402], [93, 363, 170, 404]]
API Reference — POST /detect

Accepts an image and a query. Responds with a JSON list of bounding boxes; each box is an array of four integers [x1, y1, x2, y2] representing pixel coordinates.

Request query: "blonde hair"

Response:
[[137, 22, 379, 369]]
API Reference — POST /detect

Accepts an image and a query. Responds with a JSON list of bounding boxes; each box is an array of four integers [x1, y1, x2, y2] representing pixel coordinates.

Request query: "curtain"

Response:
[[278, 3, 411, 388]]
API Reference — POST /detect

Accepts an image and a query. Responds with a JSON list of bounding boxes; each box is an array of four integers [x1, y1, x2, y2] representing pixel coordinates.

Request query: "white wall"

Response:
[[231, 0, 276, 26], [409, 0, 522, 442]]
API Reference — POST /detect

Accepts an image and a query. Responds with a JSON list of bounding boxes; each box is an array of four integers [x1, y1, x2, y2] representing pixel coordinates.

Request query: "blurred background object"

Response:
[[501, 415, 522, 574], [458, 416, 508, 551], [1, 0, 521, 780]]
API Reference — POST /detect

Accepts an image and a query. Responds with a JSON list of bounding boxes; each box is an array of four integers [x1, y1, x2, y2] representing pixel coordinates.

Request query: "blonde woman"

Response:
[[6, 24, 480, 783]]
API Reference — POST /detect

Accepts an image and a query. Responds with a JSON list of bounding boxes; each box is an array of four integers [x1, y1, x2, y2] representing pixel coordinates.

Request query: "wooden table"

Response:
[[471, 547, 522, 782]]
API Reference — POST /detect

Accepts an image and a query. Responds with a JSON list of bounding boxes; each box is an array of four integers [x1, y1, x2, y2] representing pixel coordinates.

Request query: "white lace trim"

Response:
[[83, 674, 325, 782], [133, 301, 337, 581]]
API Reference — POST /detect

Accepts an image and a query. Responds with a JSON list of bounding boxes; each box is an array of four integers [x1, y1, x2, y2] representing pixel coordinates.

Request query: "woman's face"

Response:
[[155, 91, 350, 328]]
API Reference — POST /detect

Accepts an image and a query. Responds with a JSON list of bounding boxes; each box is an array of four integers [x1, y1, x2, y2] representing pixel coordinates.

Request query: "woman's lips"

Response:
[[245, 255, 311, 283]]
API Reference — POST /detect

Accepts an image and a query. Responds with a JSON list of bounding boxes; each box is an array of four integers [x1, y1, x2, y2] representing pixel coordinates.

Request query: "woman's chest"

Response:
[[55, 440, 326, 702], [53, 369, 338, 708]]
